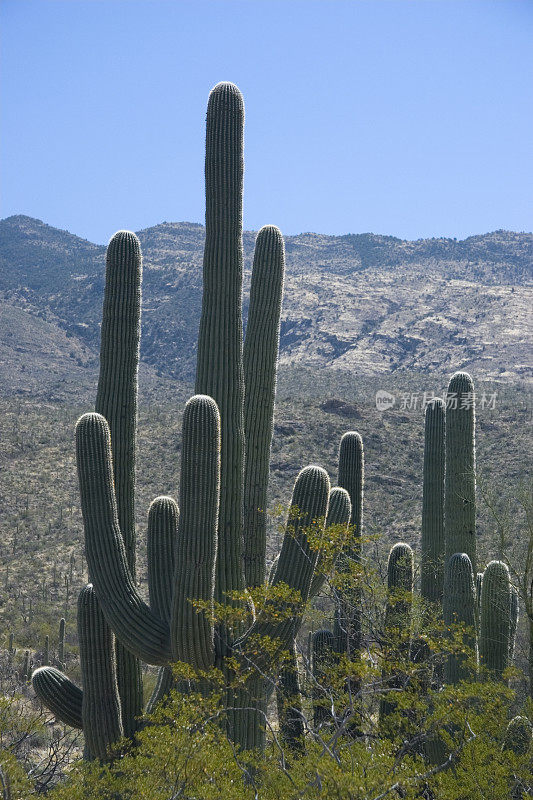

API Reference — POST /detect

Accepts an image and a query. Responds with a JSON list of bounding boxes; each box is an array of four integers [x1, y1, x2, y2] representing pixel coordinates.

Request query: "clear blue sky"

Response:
[[1, 0, 532, 244]]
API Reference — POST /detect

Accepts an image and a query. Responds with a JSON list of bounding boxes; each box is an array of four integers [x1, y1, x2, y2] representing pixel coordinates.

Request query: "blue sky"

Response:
[[1, 0, 532, 244]]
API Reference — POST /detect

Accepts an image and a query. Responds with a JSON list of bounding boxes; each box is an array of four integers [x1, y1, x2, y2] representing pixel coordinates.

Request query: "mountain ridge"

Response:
[[0, 214, 531, 396]]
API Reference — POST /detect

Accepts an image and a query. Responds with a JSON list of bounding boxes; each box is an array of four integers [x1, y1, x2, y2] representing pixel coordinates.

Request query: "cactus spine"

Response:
[[479, 560, 511, 679], [421, 398, 445, 604], [443, 553, 477, 684], [445, 372, 476, 573]]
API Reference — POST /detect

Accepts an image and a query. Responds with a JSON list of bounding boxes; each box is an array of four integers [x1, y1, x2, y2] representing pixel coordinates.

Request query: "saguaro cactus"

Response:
[[445, 372, 476, 573], [479, 560, 512, 679], [421, 398, 445, 605], [443, 552, 477, 684], [33, 82, 343, 757]]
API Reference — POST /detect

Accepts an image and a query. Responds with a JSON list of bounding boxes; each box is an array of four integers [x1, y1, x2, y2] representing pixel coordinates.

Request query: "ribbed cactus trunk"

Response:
[[78, 585, 123, 761], [95, 230, 143, 738], [443, 553, 477, 684], [445, 372, 476, 574], [243, 225, 285, 589], [379, 543, 414, 727], [421, 399, 445, 605], [479, 560, 511, 679], [195, 83, 246, 661], [509, 585, 519, 662]]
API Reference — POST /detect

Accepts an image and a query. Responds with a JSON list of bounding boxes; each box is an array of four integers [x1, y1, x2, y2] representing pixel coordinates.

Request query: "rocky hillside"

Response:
[[0, 214, 531, 396]]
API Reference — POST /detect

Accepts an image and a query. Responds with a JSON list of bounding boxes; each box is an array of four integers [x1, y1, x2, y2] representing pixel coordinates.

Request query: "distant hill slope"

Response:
[[0, 214, 531, 393]]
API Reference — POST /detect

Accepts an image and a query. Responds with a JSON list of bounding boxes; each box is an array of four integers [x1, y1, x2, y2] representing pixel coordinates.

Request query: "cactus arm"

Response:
[[445, 372, 476, 573], [309, 486, 351, 600], [336, 431, 364, 657], [243, 225, 285, 589], [94, 230, 143, 737], [195, 82, 246, 648], [443, 553, 477, 684], [76, 413, 171, 665], [170, 395, 220, 670], [240, 466, 330, 653], [78, 585, 123, 761], [32, 667, 83, 729], [379, 543, 414, 724], [480, 560, 511, 678], [147, 496, 179, 624], [421, 398, 445, 604]]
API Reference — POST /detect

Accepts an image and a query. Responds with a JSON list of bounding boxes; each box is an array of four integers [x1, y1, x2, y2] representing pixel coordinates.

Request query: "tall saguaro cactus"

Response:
[[33, 82, 344, 758], [421, 398, 445, 605], [445, 372, 476, 574]]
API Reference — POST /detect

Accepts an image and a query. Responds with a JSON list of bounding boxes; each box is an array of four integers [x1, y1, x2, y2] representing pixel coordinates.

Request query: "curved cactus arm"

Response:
[[170, 395, 220, 670], [243, 225, 285, 589], [148, 496, 179, 624], [78, 585, 123, 761], [309, 486, 351, 600], [421, 398, 445, 604], [32, 667, 83, 729], [195, 82, 246, 644], [95, 230, 144, 740], [239, 466, 330, 654], [443, 553, 477, 685], [445, 372, 476, 573], [76, 413, 171, 665], [480, 560, 511, 678]]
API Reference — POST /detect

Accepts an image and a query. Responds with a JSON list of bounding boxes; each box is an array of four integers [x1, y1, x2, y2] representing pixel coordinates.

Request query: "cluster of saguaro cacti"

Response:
[[423, 373, 517, 686], [309, 370, 520, 744], [32, 82, 347, 760]]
